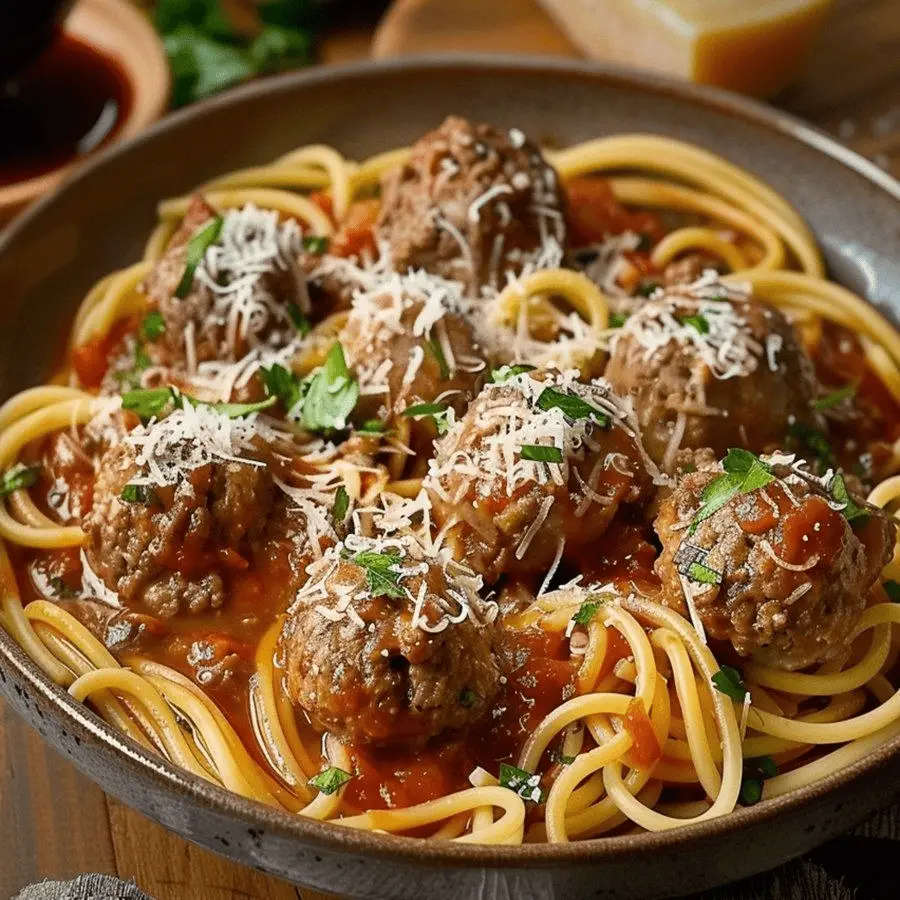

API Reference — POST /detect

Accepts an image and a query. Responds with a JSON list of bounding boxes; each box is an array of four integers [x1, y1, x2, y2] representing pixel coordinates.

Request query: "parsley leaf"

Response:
[[427, 336, 450, 381], [357, 419, 391, 435], [344, 549, 405, 600], [308, 766, 353, 795], [535, 387, 609, 427], [301, 235, 329, 254], [740, 756, 778, 806], [141, 311, 166, 341], [121, 484, 157, 505], [829, 473, 869, 527], [687, 561, 722, 585], [122, 387, 174, 421], [287, 303, 311, 337], [175, 215, 223, 298], [489, 364, 535, 384], [299, 343, 359, 434], [814, 384, 856, 410], [883, 580, 900, 603], [549, 748, 577, 766], [711, 665, 747, 702], [332, 485, 349, 522], [635, 280, 660, 297], [248, 24, 313, 75], [573, 597, 605, 625], [0, 464, 41, 497], [608, 312, 629, 329], [459, 688, 477, 708], [679, 313, 709, 334], [690, 449, 775, 532], [520, 444, 564, 463], [200, 396, 277, 419], [402, 402, 451, 435], [261, 363, 306, 415], [499, 763, 545, 804], [740, 778, 763, 806], [48, 576, 77, 599]]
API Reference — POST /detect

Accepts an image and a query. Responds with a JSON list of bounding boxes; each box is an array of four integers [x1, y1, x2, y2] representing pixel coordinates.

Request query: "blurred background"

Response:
[[1, 0, 898, 221]]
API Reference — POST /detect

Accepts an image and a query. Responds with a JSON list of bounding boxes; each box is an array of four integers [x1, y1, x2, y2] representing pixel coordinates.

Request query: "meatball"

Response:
[[424, 369, 657, 583], [280, 535, 500, 746], [378, 116, 567, 291], [83, 404, 333, 618], [605, 276, 823, 472], [654, 452, 894, 670], [141, 197, 309, 371], [339, 280, 487, 438]]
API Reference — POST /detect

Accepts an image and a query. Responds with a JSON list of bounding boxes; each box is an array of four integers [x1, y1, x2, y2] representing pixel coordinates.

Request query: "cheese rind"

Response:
[[536, 0, 833, 98]]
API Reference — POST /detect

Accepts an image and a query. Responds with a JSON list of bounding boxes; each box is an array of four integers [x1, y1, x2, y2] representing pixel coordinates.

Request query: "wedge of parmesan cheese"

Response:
[[536, 0, 833, 98]]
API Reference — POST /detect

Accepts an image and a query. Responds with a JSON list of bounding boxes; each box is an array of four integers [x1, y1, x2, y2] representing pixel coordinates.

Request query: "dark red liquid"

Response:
[[0, 34, 132, 188]]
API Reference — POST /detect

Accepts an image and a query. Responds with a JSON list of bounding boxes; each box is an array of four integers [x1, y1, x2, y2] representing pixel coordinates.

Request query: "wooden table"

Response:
[[2, 1, 899, 898]]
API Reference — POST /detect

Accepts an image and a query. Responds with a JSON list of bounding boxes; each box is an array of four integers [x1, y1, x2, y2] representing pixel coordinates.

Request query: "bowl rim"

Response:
[[2, 53, 900, 867]]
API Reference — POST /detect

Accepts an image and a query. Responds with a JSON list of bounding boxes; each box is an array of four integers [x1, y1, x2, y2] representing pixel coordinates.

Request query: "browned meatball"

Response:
[[605, 277, 823, 472], [654, 452, 894, 670], [83, 406, 334, 618], [424, 369, 657, 583], [339, 281, 487, 439], [140, 196, 309, 372], [280, 535, 500, 746], [378, 116, 566, 291]]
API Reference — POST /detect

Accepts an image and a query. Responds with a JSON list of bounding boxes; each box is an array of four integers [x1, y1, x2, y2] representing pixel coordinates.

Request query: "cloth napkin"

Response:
[[15, 807, 900, 900]]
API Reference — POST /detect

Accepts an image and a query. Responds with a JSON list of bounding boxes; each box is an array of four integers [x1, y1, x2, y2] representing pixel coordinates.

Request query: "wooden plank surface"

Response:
[[2, 1, 899, 898]]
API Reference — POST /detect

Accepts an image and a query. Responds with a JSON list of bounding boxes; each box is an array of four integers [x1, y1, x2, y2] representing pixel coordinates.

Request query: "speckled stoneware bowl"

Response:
[[1, 57, 899, 900]]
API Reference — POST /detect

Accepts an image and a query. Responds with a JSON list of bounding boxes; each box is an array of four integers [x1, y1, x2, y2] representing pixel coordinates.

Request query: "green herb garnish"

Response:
[[175, 215, 223, 298], [635, 280, 660, 297], [535, 386, 609, 427], [427, 336, 450, 381], [519, 444, 564, 464], [308, 766, 353, 795], [687, 561, 722, 585], [549, 748, 577, 766], [344, 549, 405, 600], [787, 422, 834, 471], [122, 387, 174, 421], [499, 763, 545, 804], [261, 363, 306, 415], [0, 464, 41, 497], [608, 312, 629, 329], [287, 303, 311, 337], [302, 235, 329, 254], [459, 689, 477, 708], [690, 448, 775, 533], [813, 384, 856, 410], [357, 419, 391, 435], [711, 665, 747, 702], [141, 311, 166, 341], [680, 314, 710, 334], [332, 485, 349, 522], [120, 484, 157, 505], [573, 597, 605, 625], [740, 756, 778, 807], [402, 402, 451, 435], [829, 473, 869, 527], [201, 396, 277, 418], [48, 576, 77, 599], [883, 580, 900, 603], [299, 343, 359, 434], [489, 364, 535, 384]]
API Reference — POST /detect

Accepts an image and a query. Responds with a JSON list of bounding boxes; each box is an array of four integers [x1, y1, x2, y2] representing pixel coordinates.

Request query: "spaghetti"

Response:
[[2, 117, 900, 849]]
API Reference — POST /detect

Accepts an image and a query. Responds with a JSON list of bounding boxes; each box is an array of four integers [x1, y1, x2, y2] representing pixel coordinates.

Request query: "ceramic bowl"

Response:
[[1, 57, 899, 900]]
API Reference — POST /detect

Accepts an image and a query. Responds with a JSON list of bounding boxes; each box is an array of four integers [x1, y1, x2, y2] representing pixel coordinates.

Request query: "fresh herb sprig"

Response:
[[343, 548, 405, 600], [690, 449, 775, 533]]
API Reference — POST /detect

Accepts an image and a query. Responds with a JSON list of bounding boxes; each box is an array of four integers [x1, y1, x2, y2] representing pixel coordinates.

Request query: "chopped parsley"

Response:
[[344, 549, 405, 600], [200, 396, 277, 418], [299, 343, 359, 434], [490, 364, 535, 384], [519, 444, 564, 464], [499, 763, 545, 804], [635, 280, 660, 297], [331, 485, 349, 522], [427, 336, 451, 381], [261, 363, 306, 415], [287, 303, 311, 337], [679, 313, 709, 334], [459, 688, 477, 708], [883, 580, 900, 603], [175, 215, 223, 298], [549, 748, 577, 766], [0, 464, 41, 497], [687, 561, 722, 585], [573, 597, 605, 625], [114, 346, 151, 392], [48, 576, 77, 599], [120, 483, 157, 505], [302, 235, 329, 255], [690, 448, 775, 533], [357, 419, 391, 435], [740, 756, 778, 807], [813, 384, 856, 410], [711, 665, 747, 702], [829, 473, 869, 527], [308, 766, 353, 795], [787, 422, 834, 471], [608, 312, 629, 329], [141, 311, 166, 341], [122, 387, 174, 421], [535, 387, 609, 427], [402, 402, 451, 435]]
